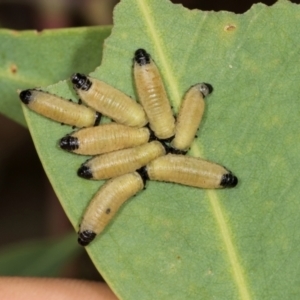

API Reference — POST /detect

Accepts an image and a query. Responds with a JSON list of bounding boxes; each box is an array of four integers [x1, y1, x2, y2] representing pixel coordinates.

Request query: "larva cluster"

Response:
[[19, 48, 238, 247]]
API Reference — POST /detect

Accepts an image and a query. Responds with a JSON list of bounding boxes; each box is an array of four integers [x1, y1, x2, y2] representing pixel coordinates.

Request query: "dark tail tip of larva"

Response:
[[167, 146, 188, 155], [77, 165, 93, 179], [147, 125, 157, 142], [71, 73, 92, 91], [220, 172, 238, 188], [94, 112, 102, 126], [158, 135, 175, 144], [19, 89, 32, 104], [137, 166, 149, 186], [134, 49, 150, 66], [78, 230, 96, 246], [59, 135, 79, 151]]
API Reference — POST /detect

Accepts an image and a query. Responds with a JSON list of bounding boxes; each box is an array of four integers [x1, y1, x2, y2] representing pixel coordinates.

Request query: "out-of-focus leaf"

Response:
[[0, 233, 81, 276]]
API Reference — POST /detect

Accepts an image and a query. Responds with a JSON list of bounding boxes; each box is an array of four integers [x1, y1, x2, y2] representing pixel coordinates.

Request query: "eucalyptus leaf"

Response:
[[23, 0, 300, 299]]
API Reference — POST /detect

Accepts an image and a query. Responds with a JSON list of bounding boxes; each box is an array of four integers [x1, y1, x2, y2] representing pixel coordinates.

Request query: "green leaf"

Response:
[[23, 0, 300, 299], [0, 233, 81, 276], [0, 26, 111, 126]]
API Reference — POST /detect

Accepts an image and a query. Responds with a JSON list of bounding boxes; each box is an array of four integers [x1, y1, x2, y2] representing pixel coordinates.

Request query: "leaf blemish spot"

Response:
[[10, 64, 18, 74], [224, 24, 236, 32]]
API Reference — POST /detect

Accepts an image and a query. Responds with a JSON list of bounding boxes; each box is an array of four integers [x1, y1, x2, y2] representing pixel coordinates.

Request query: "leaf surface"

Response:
[[23, 0, 300, 299]]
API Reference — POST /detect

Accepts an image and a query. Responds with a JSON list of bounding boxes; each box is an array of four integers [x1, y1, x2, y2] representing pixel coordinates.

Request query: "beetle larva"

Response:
[[145, 154, 238, 189], [19, 89, 101, 127], [133, 49, 175, 140], [78, 140, 166, 180], [71, 73, 148, 128], [171, 83, 213, 153], [59, 123, 151, 155], [78, 171, 146, 246]]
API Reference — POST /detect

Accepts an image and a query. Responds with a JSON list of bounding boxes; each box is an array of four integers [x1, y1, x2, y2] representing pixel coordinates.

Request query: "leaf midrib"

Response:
[[136, 2, 252, 299]]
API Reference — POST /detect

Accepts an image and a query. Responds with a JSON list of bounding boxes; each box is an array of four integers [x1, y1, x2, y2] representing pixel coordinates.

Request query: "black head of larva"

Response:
[[220, 172, 238, 188], [77, 165, 93, 179], [19, 89, 33, 104], [71, 73, 92, 91], [59, 135, 79, 151], [199, 83, 213, 97], [134, 49, 151, 66], [78, 230, 96, 246]]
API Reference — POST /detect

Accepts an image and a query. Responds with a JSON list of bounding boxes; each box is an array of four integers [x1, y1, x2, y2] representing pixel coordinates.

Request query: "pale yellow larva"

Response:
[[146, 154, 238, 189], [133, 49, 175, 140], [59, 123, 150, 155], [78, 140, 166, 180], [171, 83, 212, 153], [78, 172, 145, 246], [71, 73, 148, 128], [19, 89, 101, 127]]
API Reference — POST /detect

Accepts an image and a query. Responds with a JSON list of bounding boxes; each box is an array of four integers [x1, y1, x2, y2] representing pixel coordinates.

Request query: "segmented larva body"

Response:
[[78, 172, 145, 246], [19, 89, 101, 127], [78, 140, 166, 180], [71, 73, 148, 128], [133, 49, 175, 140], [171, 83, 212, 152], [146, 154, 238, 189], [59, 123, 150, 155]]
